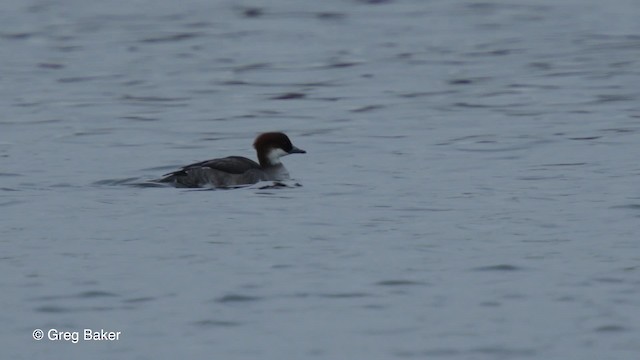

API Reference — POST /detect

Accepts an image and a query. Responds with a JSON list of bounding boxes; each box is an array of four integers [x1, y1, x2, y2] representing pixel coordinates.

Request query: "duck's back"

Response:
[[159, 156, 266, 188]]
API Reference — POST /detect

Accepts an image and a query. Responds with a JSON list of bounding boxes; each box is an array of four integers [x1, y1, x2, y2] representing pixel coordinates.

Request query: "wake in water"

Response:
[[92, 177, 302, 190]]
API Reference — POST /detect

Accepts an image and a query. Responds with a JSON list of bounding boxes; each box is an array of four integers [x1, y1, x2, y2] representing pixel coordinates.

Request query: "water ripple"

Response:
[[375, 280, 427, 287], [215, 294, 262, 303], [140, 32, 202, 43], [473, 264, 523, 272], [193, 319, 241, 327]]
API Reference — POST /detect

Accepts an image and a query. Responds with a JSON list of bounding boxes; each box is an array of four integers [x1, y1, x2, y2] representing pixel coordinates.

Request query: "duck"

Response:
[[156, 132, 305, 188]]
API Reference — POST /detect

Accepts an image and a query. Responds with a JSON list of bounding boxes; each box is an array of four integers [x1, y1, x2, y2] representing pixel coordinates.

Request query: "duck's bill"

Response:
[[289, 146, 306, 154]]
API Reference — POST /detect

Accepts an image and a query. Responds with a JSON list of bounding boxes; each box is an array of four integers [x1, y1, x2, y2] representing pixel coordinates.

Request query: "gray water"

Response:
[[2, 0, 640, 359]]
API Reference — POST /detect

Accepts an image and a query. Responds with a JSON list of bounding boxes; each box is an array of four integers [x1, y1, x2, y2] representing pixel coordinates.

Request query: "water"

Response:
[[2, 0, 640, 358]]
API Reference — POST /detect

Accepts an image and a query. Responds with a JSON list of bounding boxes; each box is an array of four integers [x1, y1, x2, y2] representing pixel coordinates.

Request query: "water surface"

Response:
[[2, 0, 640, 359]]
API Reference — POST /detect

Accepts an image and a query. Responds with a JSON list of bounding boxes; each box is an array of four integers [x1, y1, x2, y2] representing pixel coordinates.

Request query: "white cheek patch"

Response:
[[267, 148, 289, 164]]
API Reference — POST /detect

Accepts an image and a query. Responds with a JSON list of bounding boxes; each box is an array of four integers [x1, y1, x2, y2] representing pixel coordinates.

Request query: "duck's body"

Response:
[[157, 132, 305, 188]]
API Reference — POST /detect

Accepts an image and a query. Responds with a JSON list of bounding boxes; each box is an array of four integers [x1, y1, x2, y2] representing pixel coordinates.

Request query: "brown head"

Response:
[[253, 132, 306, 167]]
